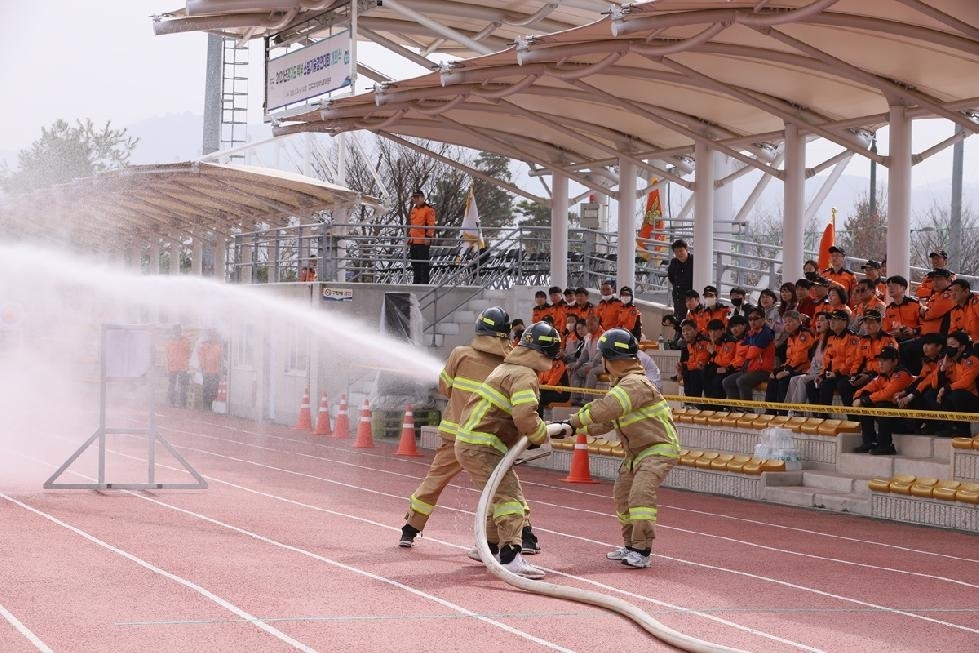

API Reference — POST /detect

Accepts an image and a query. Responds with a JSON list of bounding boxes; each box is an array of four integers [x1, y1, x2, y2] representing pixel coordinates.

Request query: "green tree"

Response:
[[0, 119, 138, 195], [912, 201, 979, 277], [514, 198, 579, 229], [471, 151, 514, 229]]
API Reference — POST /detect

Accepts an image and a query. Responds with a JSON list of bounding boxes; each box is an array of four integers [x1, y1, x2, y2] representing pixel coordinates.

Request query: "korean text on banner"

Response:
[[266, 31, 352, 111]]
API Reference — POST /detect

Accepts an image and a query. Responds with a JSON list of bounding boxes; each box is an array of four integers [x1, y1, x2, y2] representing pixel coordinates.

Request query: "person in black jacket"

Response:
[[666, 239, 693, 320]]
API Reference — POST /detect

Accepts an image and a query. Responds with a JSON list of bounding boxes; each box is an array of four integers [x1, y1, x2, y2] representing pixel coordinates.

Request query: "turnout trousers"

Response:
[[614, 455, 676, 551]]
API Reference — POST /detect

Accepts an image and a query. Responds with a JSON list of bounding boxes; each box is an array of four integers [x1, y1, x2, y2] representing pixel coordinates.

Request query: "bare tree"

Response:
[[835, 191, 888, 262], [912, 201, 979, 277]]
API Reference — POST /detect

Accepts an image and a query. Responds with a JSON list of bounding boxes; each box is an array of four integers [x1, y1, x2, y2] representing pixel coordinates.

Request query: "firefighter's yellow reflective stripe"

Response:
[[511, 388, 537, 406], [628, 506, 658, 522], [452, 376, 483, 395], [609, 385, 632, 415], [618, 400, 672, 428], [529, 420, 547, 443], [493, 501, 526, 519], [474, 384, 512, 414], [455, 430, 508, 454], [409, 494, 435, 516], [632, 443, 681, 468], [579, 403, 594, 427], [437, 420, 459, 438], [616, 511, 630, 525], [439, 369, 453, 388]]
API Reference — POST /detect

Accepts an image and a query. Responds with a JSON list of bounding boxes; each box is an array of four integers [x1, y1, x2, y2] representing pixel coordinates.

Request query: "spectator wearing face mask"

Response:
[[727, 287, 753, 320], [617, 286, 642, 339], [596, 279, 623, 329], [702, 285, 729, 326]]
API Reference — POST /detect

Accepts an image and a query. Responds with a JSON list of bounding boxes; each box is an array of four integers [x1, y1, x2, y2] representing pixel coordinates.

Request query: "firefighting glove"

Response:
[[546, 422, 575, 439]]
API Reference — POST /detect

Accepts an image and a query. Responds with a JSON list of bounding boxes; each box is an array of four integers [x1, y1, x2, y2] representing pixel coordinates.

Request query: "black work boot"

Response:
[[398, 524, 420, 548], [521, 525, 541, 555]]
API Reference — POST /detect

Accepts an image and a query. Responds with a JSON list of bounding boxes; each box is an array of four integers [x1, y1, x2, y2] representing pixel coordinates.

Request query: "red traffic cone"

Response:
[[294, 388, 313, 431], [394, 404, 422, 457], [314, 391, 333, 437], [563, 433, 599, 484], [333, 394, 350, 439], [352, 398, 374, 448]]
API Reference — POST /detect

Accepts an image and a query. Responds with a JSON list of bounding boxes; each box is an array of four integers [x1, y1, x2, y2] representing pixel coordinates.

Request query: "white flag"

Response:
[[460, 186, 484, 251]]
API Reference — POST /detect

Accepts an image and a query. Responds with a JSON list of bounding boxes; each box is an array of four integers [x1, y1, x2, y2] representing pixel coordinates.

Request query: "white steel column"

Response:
[[169, 240, 181, 275], [693, 141, 714, 293], [550, 173, 569, 289], [783, 123, 806, 283], [214, 234, 227, 280], [191, 236, 204, 275], [148, 239, 161, 274], [887, 106, 912, 282], [713, 153, 736, 288], [617, 159, 637, 290]]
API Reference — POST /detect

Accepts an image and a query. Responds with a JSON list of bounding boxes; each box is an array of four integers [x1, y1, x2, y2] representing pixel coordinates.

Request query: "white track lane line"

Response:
[[0, 602, 53, 653], [0, 492, 316, 653], [102, 442, 824, 652], [139, 430, 979, 638], [183, 416, 979, 565], [12, 454, 574, 653], [158, 426, 979, 591]]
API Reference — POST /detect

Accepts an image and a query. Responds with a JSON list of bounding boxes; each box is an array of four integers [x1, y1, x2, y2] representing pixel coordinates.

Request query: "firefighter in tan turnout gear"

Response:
[[455, 321, 563, 579], [399, 307, 541, 554], [560, 328, 680, 569]]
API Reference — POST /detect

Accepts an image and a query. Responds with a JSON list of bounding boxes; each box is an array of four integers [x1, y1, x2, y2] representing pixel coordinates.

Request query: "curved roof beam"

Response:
[[891, 0, 979, 41], [759, 26, 979, 134]]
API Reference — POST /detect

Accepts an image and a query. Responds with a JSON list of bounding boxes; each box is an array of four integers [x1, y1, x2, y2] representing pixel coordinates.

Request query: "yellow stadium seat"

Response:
[[798, 418, 824, 434], [741, 460, 763, 475], [955, 489, 979, 504], [597, 442, 615, 456], [816, 419, 844, 436], [720, 412, 746, 427], [692, 412, 714, 425], [709, 454, 735, 469], [707, 413, 729, 426], [889, 481, 914, 495], [760, 459, 786, 472], [785, 416, 807, 431], [933, 480, 961, 501], [952, 437, 975, 449], [695, 452, 720, 468], [868, 478, 891, 493], [610, 443, 625, 458], [909, 478, 939, 498], [750, 415, 775, 429], [837, 421, 861, 433], [892, 474, 917, 485], [973, 437, 979, 450]]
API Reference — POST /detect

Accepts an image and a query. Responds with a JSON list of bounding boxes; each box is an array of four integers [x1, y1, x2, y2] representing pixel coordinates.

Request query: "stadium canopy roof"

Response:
[[0, 162, 379, 247], [267, 0, 979, 196], [153, 1, 627, 56]]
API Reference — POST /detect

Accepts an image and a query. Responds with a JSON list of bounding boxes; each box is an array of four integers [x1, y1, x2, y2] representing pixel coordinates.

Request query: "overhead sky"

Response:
[[1, 0, 975, 200]]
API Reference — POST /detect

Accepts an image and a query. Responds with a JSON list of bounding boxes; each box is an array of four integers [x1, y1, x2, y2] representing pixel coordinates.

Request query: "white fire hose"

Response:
[[474, 429, 748, 653]]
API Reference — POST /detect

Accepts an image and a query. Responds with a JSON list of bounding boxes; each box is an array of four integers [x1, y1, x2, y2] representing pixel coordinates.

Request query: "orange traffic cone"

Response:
[[314, 391, 333, 437], [294, 388, 313, 431], [563, 433, 599, 484], [333, 394, 350, 439], [352, 398, 375, 448], [394, 404, 422, 457]]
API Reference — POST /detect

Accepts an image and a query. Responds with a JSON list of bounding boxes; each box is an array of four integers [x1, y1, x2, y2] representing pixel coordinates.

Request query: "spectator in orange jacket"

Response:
[[916, 249, 954, 300], [722, 308, 775, 401], [822, 246, 857, 298], [531, 291, 550, 324], [838, 310, 897, 417], [677, 319, 710, 404], [921, 331, 979, 436], [196, 329, 224, 411], [165, 325, 192, 407], [617, 286, 642, 339], [807, 309, 859, 406], [852, 348, 914, 455], [948, 278, 979, 341], [537, 358, 571, 417], [595, 279, 623, 329], [883, 275, 921, 341], [765, 310, 813, 413], [408, 189, 436, 284]]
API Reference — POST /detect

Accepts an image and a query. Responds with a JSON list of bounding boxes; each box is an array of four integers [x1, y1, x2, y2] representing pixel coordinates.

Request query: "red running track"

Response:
[[2, 408, 979, 652]]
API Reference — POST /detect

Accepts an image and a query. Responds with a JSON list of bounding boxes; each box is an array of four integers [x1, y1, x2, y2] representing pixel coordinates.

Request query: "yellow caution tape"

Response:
[[540, 384, 979, 422]]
